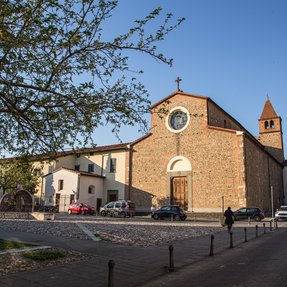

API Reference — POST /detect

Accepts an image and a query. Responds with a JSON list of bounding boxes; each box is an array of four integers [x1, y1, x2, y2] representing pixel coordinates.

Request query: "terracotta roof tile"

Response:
[[260, 99, 278, 119]]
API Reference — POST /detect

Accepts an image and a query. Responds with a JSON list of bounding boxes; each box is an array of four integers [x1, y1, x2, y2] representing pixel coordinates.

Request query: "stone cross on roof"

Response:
[[175, 77, 182, 91]]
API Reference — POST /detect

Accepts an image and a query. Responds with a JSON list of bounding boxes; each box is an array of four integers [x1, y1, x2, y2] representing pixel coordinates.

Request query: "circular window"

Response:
[[170, 111, 188, 130], [166, 107, 190, 133]]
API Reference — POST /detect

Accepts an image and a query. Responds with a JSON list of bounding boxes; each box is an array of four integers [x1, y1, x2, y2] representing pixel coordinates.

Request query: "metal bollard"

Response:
[[255, 225, 258, 238], [275, 219, 278, 229], [229, 231, 233, 248], [263, 223, 266, 234], [270, 220, 273, 232], [169, 245, 174, 271], [209, 234, 214, 256], [108, 260, 115, 287], [248, 217, 251, 225], [244, 227, 247, 242]]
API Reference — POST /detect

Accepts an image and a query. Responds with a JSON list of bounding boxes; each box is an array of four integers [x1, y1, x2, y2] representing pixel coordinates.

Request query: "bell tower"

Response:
[[258, 98, 284, 162]]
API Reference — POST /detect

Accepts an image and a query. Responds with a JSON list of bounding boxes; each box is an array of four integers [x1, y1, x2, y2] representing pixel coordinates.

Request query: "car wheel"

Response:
[[254, 215, 261, 222], [120, 212, 126, 218], [174, 214, 180, 221], [100, 211, 106, 217], [153, 214, 159, 220], [68, 210, 72, 214], [90, 211, 94, 215]]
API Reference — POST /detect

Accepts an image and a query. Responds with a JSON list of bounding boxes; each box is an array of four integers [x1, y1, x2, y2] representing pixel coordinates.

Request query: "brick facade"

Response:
[[129, 92, 284, 213]]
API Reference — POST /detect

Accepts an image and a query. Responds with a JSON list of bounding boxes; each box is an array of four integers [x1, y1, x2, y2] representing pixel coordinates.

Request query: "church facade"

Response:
[[30, 91, 284, 214], [129, 92, 284, 213]]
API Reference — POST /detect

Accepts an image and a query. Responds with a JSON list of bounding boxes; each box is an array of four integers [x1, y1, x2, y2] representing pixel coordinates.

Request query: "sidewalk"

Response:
[[0, 222, 280, 287]]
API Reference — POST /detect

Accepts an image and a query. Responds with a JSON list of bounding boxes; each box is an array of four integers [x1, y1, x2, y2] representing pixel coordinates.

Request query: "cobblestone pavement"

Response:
[[0, 214, 225, 246]]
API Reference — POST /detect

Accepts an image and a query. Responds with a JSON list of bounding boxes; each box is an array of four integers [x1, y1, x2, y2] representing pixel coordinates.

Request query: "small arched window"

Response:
[[264, 121, 269, 129], [88, 185, 95, 194], [270, 120, 274, 128]]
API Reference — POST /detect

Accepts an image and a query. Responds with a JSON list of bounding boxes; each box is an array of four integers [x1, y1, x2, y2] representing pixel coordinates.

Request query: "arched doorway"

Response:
[[0, 190, 33, 212], [167, 156, 192, 211]]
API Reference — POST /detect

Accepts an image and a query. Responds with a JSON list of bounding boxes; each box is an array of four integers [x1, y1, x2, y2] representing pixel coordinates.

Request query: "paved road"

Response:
[[0, 218, 284, 287], [144, 226, 287, 287]]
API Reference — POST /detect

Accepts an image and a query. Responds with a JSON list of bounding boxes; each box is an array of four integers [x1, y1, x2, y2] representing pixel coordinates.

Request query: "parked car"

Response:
[[151, 205, 187, 221], [275, 206, 287, 221], [100, 200, 135, 217], [68, 202, 95, 215], [233, 207, 264, 222]]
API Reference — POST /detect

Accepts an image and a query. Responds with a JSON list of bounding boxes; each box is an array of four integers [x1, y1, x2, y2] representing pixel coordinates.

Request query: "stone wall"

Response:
[[244, 136, 283, 212], [258, 117, 284, 162], [207, 99, 243, 131], [0, 212, 33, 219], [130, 94, 247, 212], [259, 132, 284, 162]]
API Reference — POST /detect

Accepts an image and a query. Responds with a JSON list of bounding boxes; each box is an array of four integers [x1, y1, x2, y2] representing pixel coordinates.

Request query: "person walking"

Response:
[[224, 206, 234, 232]]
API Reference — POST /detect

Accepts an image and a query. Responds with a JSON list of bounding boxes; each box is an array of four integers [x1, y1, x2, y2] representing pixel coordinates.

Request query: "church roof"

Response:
[[149, 91, 207, 109], [260, 98, 278, 120]]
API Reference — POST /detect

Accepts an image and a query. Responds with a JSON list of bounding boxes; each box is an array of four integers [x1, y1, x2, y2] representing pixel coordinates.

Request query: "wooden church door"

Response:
[[171, 176, 188, 210]]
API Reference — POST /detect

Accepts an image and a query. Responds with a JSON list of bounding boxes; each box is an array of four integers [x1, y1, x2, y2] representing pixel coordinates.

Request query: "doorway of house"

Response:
[[171, 176, 188, 210]]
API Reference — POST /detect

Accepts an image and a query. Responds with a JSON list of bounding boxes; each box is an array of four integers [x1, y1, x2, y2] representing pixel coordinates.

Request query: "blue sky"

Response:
[[92, 0, 287, 155]]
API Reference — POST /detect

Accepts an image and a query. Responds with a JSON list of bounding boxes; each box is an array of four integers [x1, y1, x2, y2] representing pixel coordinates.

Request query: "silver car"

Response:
[[100, 200, 135, 218], [275, 206, 287, 221]]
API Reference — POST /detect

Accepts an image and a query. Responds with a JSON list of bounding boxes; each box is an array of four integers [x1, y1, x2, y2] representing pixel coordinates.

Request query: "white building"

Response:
[[44, 168, 104, 212], [34, 143, 130, 212]]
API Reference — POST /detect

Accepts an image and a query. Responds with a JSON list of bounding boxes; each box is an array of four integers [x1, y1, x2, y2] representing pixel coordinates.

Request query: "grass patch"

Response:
[[23, 250, 65, 261], [0, 239, 35, 251]]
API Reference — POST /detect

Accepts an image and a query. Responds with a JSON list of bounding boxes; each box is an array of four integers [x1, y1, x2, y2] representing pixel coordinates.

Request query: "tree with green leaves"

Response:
[[0, 157, 40, 194], [0, 0, 185, 156]]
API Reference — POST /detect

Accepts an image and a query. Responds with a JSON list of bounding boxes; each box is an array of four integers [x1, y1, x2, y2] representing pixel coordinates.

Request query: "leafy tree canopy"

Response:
[[0, 0, 184, 156], [0, 157, 40, 194]]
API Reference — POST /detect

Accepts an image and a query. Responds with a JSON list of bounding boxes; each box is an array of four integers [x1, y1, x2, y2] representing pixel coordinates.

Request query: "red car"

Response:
[[68, 202, 95, 215]]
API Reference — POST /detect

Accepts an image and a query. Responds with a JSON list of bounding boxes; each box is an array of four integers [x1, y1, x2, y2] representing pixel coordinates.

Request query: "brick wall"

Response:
[[208, 100, 243, 131], [244, 136, 283, 212], [130, 94, 247, 212]]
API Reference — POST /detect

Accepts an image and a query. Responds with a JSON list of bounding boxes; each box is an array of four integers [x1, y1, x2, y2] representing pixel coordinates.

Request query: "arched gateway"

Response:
[[0, 190, 33, 212], [167, 156, 192, 211]]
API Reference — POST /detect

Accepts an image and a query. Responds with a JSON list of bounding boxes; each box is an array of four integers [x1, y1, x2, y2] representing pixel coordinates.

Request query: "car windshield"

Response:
[[161, 206, 171, 211], [279, 206, 287, 211], [236, 208, 247, 213]]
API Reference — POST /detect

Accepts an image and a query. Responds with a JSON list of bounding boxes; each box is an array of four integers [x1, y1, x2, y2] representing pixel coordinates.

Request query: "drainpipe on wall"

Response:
[[101, 155, 104, 176], [77, 174, 81, 201], [128, 146, 133, 201], [40, 176, 44, 205]]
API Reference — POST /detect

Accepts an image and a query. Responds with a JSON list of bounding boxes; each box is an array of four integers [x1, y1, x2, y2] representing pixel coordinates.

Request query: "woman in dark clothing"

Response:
[[224, 206, 234, 232]]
